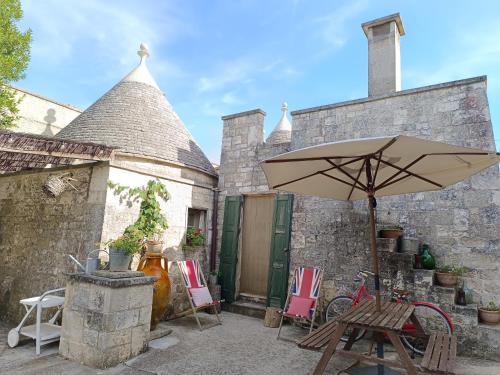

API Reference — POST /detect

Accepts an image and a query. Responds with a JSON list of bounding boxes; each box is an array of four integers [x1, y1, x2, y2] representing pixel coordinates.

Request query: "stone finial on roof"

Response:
[[56, 43, 216, 176], [138, 43, 150, 61], [120, 43, 160, 90], [266, 102, 292, 145]]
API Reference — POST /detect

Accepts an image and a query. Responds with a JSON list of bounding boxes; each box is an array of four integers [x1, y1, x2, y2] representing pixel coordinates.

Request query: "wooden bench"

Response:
[[421, 333, 457, 374], [296, 320, 338, 350]]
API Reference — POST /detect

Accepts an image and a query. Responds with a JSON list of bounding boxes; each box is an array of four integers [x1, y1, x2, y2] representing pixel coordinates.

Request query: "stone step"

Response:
[[222, 300, 266, 320]]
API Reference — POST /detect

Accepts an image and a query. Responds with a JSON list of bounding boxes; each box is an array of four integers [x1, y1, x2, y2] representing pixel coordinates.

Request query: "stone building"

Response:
[[217, 14, 500, 358], [0, 44, 217, 322], [10, 85, 82, 136]]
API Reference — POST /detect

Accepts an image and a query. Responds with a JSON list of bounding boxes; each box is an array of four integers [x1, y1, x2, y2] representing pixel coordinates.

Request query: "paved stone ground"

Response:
[[1, 312, 500, 374]]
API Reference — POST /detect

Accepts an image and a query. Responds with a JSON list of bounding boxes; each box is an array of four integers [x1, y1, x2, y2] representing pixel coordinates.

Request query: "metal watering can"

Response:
[[68, 249, 109, 274]]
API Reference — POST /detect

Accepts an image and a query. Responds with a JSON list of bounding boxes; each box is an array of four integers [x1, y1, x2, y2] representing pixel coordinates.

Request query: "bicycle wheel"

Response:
[[325, 296, 366, 342], [401, 302, 453, 356]]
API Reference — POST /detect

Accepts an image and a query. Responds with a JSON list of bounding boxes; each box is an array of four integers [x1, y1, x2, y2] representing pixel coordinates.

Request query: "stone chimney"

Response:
[[362, 13, 405, 97]]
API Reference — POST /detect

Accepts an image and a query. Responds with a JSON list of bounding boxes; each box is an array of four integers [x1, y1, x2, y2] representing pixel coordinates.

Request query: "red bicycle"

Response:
[[325, 270, 454, 355]]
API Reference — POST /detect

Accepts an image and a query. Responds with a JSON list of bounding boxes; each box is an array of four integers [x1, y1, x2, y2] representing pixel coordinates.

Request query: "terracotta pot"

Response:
[[379, 229, 403, 238], [137, 252, 171, 330], [435, 272, 458, 287], [146, 240, 163, 253], [479, 308, 500, 325]]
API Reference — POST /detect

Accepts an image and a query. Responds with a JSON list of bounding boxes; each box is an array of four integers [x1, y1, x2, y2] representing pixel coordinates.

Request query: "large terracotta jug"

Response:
[[137, 252, 171, 330]]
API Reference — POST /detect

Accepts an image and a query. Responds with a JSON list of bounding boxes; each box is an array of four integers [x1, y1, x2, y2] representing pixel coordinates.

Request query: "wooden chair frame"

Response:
[[277, 266, 323, 341], [176, 260, 222, 331]]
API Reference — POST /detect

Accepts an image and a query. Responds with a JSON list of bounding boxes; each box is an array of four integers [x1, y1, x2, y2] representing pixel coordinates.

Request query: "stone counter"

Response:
[[59, 271, 155, 368]]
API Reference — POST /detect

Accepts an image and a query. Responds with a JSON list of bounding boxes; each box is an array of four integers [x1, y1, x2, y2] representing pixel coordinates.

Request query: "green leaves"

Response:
[[108, 179, 170, 243], [0, 0, 32, 129]]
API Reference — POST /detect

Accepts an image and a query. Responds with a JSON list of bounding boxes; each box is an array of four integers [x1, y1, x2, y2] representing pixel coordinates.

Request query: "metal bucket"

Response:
[[109, 248, 132, 271], [85, 249, 109, 274]]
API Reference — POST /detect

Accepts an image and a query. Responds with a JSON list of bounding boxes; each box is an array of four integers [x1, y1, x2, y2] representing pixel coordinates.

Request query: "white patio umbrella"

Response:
[[261, 135, 500, 312]]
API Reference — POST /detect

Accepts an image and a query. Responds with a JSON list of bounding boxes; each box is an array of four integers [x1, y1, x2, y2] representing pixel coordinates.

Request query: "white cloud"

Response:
[[23, 0, 187, 78], [314, 0, 368, 49], [406, 27, 500, 89]]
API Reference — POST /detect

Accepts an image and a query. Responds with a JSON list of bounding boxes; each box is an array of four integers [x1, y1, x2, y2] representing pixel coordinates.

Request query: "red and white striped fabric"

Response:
[[178, 259, 204, 289]]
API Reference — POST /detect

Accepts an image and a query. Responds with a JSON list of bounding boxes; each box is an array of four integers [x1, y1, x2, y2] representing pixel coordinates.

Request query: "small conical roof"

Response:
[[57, 44, 216, 176], [266, 102, 292, 144]]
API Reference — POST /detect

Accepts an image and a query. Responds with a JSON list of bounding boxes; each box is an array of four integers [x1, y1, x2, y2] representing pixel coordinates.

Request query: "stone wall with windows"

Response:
[[102, 155, 217, 317]]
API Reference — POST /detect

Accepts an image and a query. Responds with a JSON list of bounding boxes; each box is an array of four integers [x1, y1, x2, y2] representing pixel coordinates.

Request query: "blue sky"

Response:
[[18, 0, 500, 162]]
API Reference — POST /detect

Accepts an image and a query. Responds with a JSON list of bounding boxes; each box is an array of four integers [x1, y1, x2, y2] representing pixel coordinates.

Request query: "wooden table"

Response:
[[312, 300, 425, 375]]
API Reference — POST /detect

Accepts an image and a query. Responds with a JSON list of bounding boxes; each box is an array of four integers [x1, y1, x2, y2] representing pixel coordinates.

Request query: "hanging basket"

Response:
[[42, 173, 78, 198]]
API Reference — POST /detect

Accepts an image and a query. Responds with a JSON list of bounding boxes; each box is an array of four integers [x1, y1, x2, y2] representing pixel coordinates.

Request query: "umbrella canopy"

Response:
[[262, 135, 500, 201], [261, 135, 500, 311]]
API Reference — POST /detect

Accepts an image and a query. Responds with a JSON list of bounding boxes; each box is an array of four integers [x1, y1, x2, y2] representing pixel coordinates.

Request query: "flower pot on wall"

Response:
[[379, 229, 403, 238], [478, 308, 500, 325], [146, 240, 163, 253], [109, 248, 132, 271], [435, 272, 458, 288]]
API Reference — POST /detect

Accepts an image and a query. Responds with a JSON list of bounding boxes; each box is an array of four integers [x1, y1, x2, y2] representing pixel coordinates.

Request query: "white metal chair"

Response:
[[7, 288, 65, 354]]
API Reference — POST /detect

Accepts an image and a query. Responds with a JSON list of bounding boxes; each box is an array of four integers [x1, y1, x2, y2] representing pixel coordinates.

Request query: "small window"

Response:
[[186, 208, 207, 246], [187, 208, 206, 230]]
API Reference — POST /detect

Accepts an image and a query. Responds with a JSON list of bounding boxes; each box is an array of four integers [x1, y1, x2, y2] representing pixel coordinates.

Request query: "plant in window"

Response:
[[186, 227, 204, 247]]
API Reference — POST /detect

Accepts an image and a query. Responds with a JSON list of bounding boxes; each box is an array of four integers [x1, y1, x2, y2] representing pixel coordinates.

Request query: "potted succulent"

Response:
[[435, 265, 467, 287], [108, 179, 170, 253], [106, 227, 143, 271], [379, 225, 403, 239], [479, 301, 500, 325]]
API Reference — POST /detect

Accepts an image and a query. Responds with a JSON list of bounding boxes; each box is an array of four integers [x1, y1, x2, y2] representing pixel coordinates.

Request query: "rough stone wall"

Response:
[[102, 156, 217, 316], [217, 110, 290, 274], [0, 163, 108, 323], [289, 76, 499, 358], [12, 86, 82, 136], [290, 76, 499, 301]]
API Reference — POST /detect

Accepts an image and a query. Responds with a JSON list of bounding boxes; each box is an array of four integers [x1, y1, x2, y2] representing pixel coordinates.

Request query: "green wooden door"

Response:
[[267, 194, 294, 308], [219, 195, 243, 303]]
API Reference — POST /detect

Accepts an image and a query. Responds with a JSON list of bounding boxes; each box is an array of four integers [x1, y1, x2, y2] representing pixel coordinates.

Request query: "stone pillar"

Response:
[[59, 271, 155, 369], [362, 13, 405, 97]]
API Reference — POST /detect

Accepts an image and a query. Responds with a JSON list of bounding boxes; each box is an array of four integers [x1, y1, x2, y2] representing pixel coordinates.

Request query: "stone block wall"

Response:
[[0, 163, 109, 324], [290, 76, 500, 305], [217, 110, 290, 273], [102, 156, 217, 317], [59, 272, 154, 368], [12, 86, 81, 137]]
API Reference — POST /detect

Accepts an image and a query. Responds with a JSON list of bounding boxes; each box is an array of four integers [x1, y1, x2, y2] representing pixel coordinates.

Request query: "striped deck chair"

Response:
[[277, 266, 323, 340], [177, 259, 222, 331]]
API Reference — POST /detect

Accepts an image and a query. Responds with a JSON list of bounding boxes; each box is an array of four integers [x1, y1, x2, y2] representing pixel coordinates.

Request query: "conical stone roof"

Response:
[[57, 44, 216, 176], [266, 102, 292, 144]]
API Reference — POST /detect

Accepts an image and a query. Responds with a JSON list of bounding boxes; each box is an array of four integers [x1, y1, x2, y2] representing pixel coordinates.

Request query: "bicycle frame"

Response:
[[346, 271, 454, 334]]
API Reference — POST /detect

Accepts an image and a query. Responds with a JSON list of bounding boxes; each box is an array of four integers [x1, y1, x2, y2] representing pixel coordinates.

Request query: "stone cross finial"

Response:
[[138, 43, 150, 63], [281, 102, 288, 113]]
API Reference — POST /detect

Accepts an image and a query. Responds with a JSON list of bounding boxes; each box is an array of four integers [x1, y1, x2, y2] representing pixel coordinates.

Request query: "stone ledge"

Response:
[[221, 109, 266, 120], [291, 76, 487, 116], [66, 272, 156, 288]]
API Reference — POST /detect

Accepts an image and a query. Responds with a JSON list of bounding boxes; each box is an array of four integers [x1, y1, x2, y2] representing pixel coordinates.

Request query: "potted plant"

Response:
[[106, 226, 143, 271], [379, 225, 403, 239], [108, 179, 170, 253], [186, 227, 204, 247], [435, 265, 467, 287], [479, 301, 500, 325]]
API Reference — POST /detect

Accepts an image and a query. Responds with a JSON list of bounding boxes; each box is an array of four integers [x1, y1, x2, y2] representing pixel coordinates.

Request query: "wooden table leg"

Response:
[[343, 328, 360, 351], [386, 331, 417, 375], [313, 323, 347, 375]]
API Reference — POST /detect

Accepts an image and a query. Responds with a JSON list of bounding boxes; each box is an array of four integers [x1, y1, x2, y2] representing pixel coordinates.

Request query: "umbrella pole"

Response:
[[368, 193, 381, 312]]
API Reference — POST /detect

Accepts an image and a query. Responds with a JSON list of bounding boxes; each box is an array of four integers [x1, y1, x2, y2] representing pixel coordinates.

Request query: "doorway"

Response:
[[239, 194, 274, 298]]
